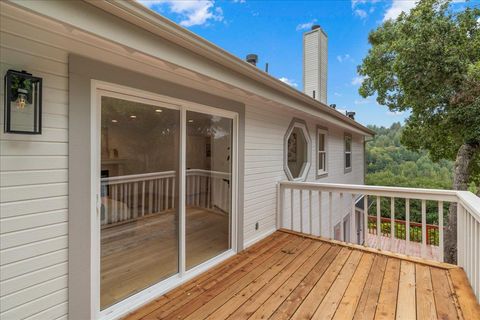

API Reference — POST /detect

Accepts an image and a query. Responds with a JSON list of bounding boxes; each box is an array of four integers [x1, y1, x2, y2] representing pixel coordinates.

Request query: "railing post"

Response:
[[276, 182, 283, 229]]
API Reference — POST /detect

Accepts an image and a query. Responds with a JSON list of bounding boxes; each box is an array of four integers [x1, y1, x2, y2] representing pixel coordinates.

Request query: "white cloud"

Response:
[[296, 19, 317, 31], [337, 54, 352, 63], [233, 0, 246, 3], [383, 0, 417, 21], [351, 75, 367, 86], [138, 0, 223, 27], [354, 9, 368, 19], [279, 77, 298, 88], [334, 92, 342, 97], [351, 0, 380, 9]]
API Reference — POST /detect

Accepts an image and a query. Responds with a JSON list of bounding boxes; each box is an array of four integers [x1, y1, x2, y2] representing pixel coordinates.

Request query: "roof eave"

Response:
[[84, 0, 375, 137]]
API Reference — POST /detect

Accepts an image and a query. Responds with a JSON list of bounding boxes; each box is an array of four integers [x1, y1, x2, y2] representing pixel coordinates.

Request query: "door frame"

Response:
[[91, 80, 239, 320]]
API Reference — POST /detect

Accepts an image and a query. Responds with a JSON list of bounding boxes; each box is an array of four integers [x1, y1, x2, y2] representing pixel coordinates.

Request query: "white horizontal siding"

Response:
[[0, 13, 69, 320], [243, 103, 365, 245]]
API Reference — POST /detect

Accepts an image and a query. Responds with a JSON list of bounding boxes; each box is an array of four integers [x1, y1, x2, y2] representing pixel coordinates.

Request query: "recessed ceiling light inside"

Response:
[[111, 119, 118, 123], [130, 115, 137, 119], [155, 109, 163, 113], [188, 119, 194, 123]]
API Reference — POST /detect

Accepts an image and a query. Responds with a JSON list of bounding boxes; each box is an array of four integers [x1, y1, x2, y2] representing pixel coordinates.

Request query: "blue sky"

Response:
[[139, 0, 477, 127]]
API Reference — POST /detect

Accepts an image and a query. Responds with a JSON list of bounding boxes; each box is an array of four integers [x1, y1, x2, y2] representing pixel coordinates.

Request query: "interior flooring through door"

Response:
[[100, 208, 229, 309]]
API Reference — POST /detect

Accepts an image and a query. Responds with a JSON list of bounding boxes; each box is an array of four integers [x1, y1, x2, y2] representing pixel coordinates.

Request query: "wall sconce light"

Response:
[[4, 69, 42, 134]]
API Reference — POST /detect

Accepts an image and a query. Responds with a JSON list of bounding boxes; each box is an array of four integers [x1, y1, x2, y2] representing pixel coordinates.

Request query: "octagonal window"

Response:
[[284, 119, 311, 181]]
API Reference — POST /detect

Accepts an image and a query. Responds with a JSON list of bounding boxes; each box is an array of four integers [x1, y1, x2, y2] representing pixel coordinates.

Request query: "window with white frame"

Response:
[[316, 127, 328, 176], [345, 133, 352, 171], [284, 119, 311, 181]]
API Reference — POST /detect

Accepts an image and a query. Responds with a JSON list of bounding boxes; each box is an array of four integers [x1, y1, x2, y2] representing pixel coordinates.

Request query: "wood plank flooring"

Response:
[[366, 234, 439, 261], [123, 230, 480, 320], [101, 208, 228, 309]]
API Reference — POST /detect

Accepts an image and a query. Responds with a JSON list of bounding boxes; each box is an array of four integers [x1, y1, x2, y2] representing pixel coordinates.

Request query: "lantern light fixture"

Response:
[[4, 70, 42, 134]]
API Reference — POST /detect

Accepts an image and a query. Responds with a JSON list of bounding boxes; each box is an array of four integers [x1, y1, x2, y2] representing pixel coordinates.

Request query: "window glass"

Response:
[[345, 135, 352, 170], [287, 127, 308, 179], [317, 130, 327, 174]]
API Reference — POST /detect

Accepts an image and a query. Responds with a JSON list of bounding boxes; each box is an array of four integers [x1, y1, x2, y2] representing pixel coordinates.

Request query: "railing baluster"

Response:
[[329, 192, 333, 238], [172, 177, 176, 210], [141, 181, 145, 217], [318, 191, 322, 237], [350, 194, 355, 244], [376, 196, 381, 249], [148, 180, 153, 214], [340, 193, 344, 241], [300, 190, 304, 233], [363, 195, 368, 245], [421, 199, 427, 258], [166, 177, 170, 211], [133, 182, 138, 218], [309, 190, 313, 235], [406, 198, 410, 253], [438, 201, 444, 262], [290, 188, 294, 230], [390, 197, 395, 251], [276, 183, 283, 229]]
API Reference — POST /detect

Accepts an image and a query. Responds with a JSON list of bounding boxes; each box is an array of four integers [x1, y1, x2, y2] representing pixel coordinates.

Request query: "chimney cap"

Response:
[[246, 54, 258, 66], [311, 25, 321, 30]]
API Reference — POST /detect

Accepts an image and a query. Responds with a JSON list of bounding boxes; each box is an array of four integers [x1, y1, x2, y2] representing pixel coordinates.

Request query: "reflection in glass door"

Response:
[[100, 96, 179, 309], [185, 111, 233, 270]]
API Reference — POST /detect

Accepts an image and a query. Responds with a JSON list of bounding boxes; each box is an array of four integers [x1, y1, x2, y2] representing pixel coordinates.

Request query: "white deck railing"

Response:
[[101, 169, 230, 226], [277, 181, 480, 302]]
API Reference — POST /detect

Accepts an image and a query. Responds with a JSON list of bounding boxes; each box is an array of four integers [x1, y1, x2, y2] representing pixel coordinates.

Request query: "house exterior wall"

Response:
[[0, 12, 70, 320], [0, 2, 367, 319], [243, 103, 364, 246]]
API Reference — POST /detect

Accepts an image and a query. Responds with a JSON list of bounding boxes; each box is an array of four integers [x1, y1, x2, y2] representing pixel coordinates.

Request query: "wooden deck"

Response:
[[123, 230, 479, 320], [366, 233, 440, 261]]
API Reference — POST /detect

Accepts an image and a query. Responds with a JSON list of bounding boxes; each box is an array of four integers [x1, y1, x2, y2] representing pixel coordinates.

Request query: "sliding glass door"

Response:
[[185, 111, 233, 270], [100, 96, 180, 309], [97, 88, 236, 312]]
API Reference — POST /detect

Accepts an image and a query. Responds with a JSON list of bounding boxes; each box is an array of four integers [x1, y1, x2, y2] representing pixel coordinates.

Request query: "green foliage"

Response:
[[366, 123, 453, 224], [366, 122, 454, 189], [358, 0, 480, 188]]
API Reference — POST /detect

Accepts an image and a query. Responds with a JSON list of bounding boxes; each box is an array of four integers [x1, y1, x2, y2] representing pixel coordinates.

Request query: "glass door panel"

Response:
[[185, 111, 233, 270], [100, 96, 179, 309]]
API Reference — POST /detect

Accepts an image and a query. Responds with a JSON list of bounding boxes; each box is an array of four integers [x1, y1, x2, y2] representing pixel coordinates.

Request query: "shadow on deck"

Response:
[[123, 230, 480, 320]]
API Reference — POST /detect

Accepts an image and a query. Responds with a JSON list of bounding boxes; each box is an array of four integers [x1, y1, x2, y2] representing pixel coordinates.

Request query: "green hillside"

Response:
[[366, 122, 454, 190]]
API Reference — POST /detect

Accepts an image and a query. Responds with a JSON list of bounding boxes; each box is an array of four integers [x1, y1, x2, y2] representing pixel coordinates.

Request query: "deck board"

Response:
[[124, 230, 480, 320]]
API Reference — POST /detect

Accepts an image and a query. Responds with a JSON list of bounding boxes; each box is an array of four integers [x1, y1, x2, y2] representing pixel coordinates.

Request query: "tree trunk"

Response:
[[444, 143, 478, 264]]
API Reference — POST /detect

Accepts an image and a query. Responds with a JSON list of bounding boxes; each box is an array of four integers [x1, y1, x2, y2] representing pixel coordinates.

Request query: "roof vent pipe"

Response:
[[346, 111, 356, 120], [246, 54, 258, 66]]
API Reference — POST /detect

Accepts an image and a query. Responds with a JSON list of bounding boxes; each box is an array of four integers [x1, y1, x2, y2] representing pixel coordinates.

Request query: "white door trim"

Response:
[[91, 80, 239, 320]]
